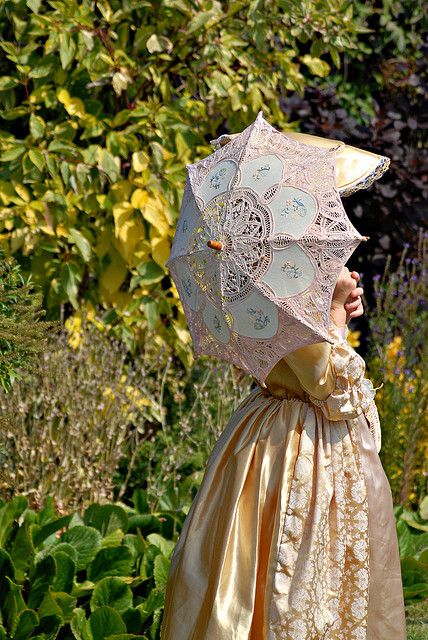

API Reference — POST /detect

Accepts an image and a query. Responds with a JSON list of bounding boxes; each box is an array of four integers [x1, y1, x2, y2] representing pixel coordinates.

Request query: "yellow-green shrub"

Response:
[[0, 0, 370, 369]]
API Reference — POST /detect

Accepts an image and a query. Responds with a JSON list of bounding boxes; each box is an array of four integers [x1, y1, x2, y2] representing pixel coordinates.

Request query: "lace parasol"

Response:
[[166, 111, 368, 386]]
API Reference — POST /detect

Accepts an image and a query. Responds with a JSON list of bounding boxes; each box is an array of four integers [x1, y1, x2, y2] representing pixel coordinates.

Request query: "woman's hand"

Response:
[[330, 267, 364, 326], [344, 272, 364, 322]]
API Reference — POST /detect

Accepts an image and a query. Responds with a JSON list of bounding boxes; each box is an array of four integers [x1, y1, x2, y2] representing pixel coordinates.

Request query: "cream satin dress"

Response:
[[160, 321, 407, 640]]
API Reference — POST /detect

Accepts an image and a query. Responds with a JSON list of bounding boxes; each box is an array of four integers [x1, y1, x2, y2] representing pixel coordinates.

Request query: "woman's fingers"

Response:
[[345, 297, 361, 311], [349, 286, 364, 298], [349, 304, 364, 318], [343, 271, 364, 320]]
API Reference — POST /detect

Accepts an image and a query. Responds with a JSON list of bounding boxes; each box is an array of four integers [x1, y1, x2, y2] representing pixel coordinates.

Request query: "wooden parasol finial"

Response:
[[207, 240, 223, 251]]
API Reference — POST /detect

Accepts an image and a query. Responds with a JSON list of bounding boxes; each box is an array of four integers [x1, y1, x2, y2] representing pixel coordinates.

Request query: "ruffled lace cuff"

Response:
[[309, 322, 378, 422]]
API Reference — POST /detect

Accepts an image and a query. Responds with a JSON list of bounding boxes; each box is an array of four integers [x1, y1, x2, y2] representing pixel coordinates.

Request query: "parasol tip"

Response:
[[207, 239, 223, 251], [362, 235, 370, 241]]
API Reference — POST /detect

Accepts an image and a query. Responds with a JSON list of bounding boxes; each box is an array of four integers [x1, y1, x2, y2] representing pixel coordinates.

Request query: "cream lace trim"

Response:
[[210, 134, 391, 199], [309, 324, 382, 452], [339, 155, 391, 197], [268, 398, 370, 639]]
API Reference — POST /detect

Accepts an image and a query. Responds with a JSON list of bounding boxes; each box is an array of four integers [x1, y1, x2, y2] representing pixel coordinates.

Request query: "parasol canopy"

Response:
[[166, 111, 367, 386]]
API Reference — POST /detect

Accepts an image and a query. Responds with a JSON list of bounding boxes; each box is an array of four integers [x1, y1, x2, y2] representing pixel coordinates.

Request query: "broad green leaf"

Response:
[[132, 489, 149, 515], [27, 0, 42, 12], [3, 578, 27, 634], [0, 145, 26, 162], [32, 612, 61, 639], [153, 554, 170, 590], [100, 150, 121, 182], [11, 608, 38, 640], [90, 578, 132, 613], [59, 33, 76, 69], [146, 35, 173, 54], [29, 114, 46, 140], [60, 262, 81, 309], [27, 556, 55, 609], [88, 547, 133, 582], [135, 261, 164, 285], [37, 591, 63, 621], [403, 582, 428, 599], [60, 526, 102, 571], [69, 228, 92, 262], [11, 522, 34, 576], [136, 589, 164, 624], [28, 149, 44, 171], [40, 542, 77, 566], [89, 607, 126, 640], [0, 76, 20, 90], [71, 608, 93, 640], [301, 54, 331, 77], [83, 504, 129, 537], [39, 591, 76, 624], [100, 530, 124, 549], [0, 496, 27, 547], [32, 515, 72, 548], [400, 557, 428, 587], [146, 534, 175, 558], [51, 551, 75, 594], [143, 300, 159, 330], [29, 63, 55, 78]]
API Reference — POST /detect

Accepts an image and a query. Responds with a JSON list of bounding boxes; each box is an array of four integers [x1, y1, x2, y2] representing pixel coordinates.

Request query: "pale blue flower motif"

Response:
[[252, 164, 271, 180], [281, 197, 307, 218], [281, 261, 302, 279], [210, 167, 227, 189], [182, 277, 193, 297], [247, 307, 271, 330], [213, 314, 223, 332]]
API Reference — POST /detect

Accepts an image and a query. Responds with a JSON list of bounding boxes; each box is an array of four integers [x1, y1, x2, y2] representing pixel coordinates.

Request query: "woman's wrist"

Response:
[[330, 303, 348, 327]]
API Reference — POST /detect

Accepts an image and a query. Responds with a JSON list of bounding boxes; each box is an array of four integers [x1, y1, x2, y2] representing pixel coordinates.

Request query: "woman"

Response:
[[160, 265, 407, 640]]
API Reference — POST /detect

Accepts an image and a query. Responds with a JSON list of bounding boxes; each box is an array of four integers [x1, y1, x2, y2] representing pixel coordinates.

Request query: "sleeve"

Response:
[[283, 321, 378, 422]]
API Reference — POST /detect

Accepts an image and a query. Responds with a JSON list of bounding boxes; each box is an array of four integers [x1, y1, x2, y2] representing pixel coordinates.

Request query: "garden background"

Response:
[[0, 0, 427, 638]]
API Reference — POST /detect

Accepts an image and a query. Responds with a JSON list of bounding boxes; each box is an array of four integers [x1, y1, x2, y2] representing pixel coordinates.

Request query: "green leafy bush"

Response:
[[0, 249, 58, 392], [396, 497, 428, 603], [0, 492, 426, 640], [0, 489, 183, 640], [0, 0, 371, 367]]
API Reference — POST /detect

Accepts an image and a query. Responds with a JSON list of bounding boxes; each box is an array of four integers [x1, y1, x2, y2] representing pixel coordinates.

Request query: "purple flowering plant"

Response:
[[365, 229, 428, 508]]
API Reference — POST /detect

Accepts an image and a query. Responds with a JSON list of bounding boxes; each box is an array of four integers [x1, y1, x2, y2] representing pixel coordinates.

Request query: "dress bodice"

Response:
[[255, 322, 382, 452]]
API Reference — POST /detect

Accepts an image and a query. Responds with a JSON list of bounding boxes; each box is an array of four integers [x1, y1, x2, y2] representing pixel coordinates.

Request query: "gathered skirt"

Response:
[[160, 386, 407, 640]]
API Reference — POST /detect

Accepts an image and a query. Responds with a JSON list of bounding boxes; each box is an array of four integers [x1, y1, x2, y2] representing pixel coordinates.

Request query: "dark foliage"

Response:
[[280, 24, 427, 352]]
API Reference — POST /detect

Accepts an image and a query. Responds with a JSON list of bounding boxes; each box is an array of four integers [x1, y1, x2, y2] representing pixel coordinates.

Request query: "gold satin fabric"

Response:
[[160, 341, 406, 639], [285, 132, 387, 192]]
